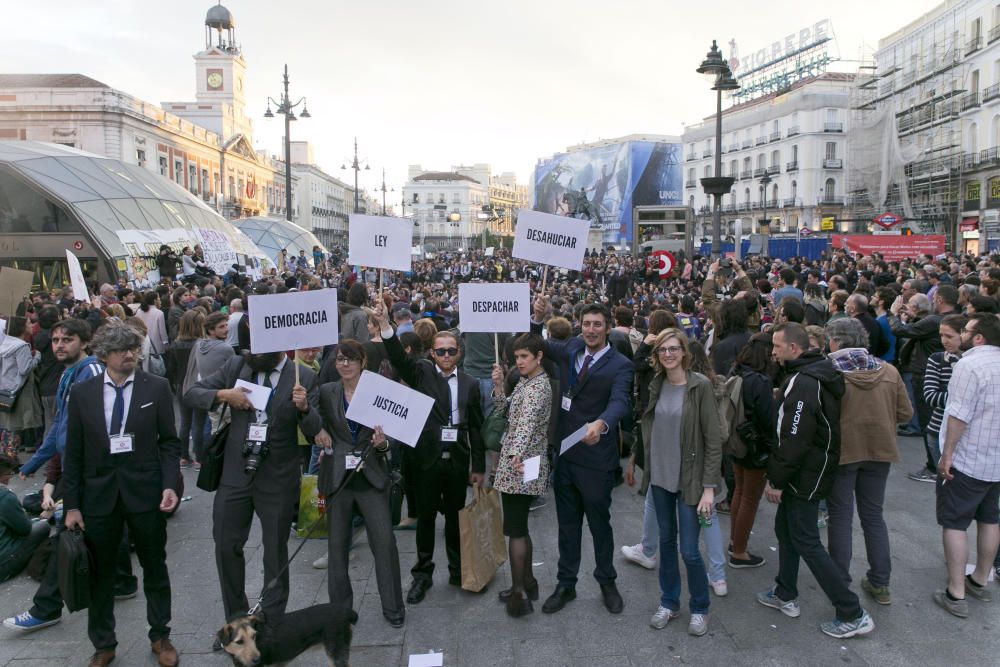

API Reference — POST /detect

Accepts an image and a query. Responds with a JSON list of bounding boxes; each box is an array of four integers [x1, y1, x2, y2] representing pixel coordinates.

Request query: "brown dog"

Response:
[[217, 604, 357, 666]]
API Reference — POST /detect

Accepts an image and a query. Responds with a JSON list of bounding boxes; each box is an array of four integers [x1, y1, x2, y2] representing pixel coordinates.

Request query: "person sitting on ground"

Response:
[[0, 455, 49, 583]]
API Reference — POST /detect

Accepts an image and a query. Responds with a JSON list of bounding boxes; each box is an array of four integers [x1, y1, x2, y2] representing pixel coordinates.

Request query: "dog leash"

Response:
[[247, 441, 376, 616]]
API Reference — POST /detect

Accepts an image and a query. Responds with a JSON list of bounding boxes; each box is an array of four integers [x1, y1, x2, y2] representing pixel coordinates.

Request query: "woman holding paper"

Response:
[[315, 339, 405, 628], [639, 328, 722, 637], [490, 333, 552, 618]]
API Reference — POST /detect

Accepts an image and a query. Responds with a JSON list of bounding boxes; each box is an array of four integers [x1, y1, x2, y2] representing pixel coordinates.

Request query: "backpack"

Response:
[[717, 375, 748, 459], [677, 314, 701, 341]]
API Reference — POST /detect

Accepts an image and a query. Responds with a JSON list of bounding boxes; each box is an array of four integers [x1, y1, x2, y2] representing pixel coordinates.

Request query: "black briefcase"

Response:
[[57, 528, 91, 612]]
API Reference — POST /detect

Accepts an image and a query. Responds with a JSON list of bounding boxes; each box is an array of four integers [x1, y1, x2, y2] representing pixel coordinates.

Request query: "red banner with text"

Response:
[[831, 234, 946, 262]]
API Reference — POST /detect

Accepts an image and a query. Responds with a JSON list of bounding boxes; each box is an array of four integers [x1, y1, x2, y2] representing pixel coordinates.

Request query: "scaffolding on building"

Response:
[[848, 8, 972, 243]]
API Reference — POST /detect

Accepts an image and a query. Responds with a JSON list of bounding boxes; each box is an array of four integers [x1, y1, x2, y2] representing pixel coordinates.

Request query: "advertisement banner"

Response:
[[533, 139, 681, 245], [831, 234, 946, 262]]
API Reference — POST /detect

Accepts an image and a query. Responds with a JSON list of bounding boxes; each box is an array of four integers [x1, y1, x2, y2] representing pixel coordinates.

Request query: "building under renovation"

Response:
[[850, 0, 1000, 254]]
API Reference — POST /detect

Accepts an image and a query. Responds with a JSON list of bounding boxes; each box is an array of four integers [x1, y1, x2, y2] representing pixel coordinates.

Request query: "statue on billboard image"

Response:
[[562, 188, 603, 225]]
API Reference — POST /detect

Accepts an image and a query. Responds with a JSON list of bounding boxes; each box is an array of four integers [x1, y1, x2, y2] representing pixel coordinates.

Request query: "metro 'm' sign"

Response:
[[874, 212, 901, 229]]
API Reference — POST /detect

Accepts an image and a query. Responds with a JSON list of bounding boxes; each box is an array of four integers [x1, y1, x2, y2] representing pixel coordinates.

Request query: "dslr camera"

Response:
[[242, 440, 270, 474]]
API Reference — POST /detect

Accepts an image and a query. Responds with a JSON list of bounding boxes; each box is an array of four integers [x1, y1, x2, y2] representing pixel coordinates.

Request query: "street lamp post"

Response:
[[696, 40, 740, 259], [759, 172, 772, 257], [264, 64, 310, 222], [374, 168, 393, 215], [341, 138, 369, 213]]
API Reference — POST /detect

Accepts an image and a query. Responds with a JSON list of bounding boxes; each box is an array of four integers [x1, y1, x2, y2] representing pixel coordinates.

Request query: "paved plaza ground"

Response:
[[0, 435, 996, 666]]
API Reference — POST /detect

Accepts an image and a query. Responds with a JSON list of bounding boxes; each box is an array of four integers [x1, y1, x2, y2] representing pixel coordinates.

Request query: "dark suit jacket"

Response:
[[62, 370, 181, 517], [382, 332, 485, 474], [531, 328, 633, 472], [183, 357, 322, 495], [316, 381, 391, 495]]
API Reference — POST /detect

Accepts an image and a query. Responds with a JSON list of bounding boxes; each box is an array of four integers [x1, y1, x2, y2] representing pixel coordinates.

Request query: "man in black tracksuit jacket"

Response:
[[759, 322, 873, 639]]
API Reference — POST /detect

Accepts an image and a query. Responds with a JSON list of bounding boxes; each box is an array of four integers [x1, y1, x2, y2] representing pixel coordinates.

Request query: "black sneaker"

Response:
[[907, 468, 937, 483], [728, 554, 766, 569]]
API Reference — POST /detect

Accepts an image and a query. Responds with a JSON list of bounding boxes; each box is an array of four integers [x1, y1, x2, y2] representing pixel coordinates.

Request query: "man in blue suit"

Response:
[[531, 297, 633, 614]]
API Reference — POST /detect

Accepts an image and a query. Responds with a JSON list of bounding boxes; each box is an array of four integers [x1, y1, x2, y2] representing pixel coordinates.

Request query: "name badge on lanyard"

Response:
[[440, 427, 458, 442], [345, 454, 363, 470], [248, 423, 268, 442], [109, 434, 134, 454], [561, 394, 572, 412]]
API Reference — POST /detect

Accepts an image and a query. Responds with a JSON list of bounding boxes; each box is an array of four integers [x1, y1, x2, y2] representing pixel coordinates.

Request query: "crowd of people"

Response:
[[0, 240, 998, 664]]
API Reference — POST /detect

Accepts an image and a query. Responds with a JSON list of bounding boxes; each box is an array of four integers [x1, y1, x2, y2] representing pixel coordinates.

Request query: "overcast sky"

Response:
[[4, 0, 942, 197]]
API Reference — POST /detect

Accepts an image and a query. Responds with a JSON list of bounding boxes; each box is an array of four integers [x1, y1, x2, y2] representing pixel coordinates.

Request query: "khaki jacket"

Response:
[[639, 371, 723, 505], [839, 363, 912, 465]]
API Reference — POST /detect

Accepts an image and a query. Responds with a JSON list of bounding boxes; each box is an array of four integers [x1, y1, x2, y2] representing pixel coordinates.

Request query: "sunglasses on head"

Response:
[[433, 347, 459, 357]]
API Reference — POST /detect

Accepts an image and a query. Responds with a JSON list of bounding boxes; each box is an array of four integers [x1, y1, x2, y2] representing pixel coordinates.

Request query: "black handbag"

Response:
[[389, 469, 404, 527], [57, 528, 91, 612], [196, 405, 229, 492]]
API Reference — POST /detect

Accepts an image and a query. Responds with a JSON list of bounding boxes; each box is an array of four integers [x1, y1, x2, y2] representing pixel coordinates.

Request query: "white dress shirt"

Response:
[[103, 370, 137, 435], [575, 343, 611, 374], [253, 356, 286, 422], [436, 366, 460, 425]]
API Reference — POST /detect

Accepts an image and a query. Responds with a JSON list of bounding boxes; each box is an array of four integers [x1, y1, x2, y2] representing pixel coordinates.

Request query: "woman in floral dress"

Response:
[[491, 333, 552, 617]]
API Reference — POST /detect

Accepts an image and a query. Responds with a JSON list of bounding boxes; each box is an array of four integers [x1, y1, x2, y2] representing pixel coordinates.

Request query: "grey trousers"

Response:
[[826, 461, 892, 588], [327, 475, 404, 620]]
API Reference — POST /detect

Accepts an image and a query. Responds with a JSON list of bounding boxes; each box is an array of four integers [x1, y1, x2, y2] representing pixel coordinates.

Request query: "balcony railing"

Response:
[[755, 136, 767, 146], [753, 167, 767, 177], [722, 204, 737, 213], [766, 165, 780, 175], [823, 158, 843, 169], [990, 24, 1000, 44], [818, 195, 845, 205], [737, 202, 751, 211], [980, 146, 1000, 165], [766, 198, 779, 208], [740, 170, 753, 180], [728, 143, 740, 152], [824, 122, 844, 133], [964, 152, 979, 169], [961, 92, 981, 111], [685, 180, 697, 189], [966, 35, 983, 56], [686, 152, 697, 161], [769, 131, 782, 142], [986, 84, 1000, 103], [783, 197, 800, 207], [703, 150, 714, 158], [787, 126, 800, 137], [741, 140, 752, 149], [786, 161, 799, 172]]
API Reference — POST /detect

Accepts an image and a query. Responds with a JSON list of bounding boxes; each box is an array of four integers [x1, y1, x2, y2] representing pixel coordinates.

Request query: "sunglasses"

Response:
[[433, 347, 459, 357]]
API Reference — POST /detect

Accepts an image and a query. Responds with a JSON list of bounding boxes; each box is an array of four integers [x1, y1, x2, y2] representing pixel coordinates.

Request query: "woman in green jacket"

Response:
[[640, 328, 723, 637]]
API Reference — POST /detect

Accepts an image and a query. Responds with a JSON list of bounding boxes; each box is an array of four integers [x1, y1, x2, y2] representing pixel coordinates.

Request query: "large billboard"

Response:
[[532, 140, 682, 245]]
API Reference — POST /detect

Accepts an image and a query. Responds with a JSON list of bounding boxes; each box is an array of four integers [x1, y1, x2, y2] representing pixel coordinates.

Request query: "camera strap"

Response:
[[247, 440, 374, 617]]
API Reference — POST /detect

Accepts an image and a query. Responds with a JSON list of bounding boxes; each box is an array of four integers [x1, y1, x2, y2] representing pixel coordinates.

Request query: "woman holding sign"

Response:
[[315, 340, 405, 628], [490, 333, 552, 617]]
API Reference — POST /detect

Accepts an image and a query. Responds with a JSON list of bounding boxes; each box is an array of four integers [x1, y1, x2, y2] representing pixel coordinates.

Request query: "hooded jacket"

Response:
[[830, 348, 912, 466], [768, 351, 844, 501], [183, 338, 235, 395]]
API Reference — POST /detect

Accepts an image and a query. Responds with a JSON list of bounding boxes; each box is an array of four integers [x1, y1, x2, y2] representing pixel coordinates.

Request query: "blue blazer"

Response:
[[541, 335, 633, 472]]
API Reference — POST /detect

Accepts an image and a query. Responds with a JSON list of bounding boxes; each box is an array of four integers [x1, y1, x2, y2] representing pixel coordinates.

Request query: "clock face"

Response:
[[207, 72, 223, 90]]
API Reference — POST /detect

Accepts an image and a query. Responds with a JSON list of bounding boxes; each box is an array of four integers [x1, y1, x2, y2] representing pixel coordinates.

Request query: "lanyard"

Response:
[[343, 393, 361, 451]]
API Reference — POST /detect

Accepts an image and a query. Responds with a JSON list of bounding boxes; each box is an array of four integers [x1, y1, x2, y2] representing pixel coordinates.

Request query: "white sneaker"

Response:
[[688, 613, 709, 636], [312, 554, 328, 569], [621, 544, 656, 569], [709, 579, 728, 597], [649, 606, 680, 629]]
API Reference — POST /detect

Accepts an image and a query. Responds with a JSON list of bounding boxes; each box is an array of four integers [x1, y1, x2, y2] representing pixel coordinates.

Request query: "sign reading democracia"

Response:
[[247, 289, 339, 354]]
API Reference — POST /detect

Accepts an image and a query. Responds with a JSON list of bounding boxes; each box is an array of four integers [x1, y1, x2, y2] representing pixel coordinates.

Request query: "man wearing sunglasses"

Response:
[[530, 295, 633, 616], [373, 301, 486, 604]]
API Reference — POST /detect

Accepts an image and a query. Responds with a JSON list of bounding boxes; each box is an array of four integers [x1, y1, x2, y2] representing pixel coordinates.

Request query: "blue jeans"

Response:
[[641, 490, 725, 584], [650, 485, 710, 614], [478, 377, 495, 418], [826, 461, 892, 587], [900, 372, 921, 434]]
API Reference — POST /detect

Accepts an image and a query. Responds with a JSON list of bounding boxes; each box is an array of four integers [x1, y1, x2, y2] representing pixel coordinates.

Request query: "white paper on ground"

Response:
[[408, 653, 444, 667], [522, 455, 541, 482], [233, 379, 272, 412], [559, 424, 588, 455]]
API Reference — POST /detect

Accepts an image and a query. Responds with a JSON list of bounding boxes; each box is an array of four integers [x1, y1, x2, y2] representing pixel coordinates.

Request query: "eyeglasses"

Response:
[[433, 347, 460, 357], [335, 356, 360, 365], [656, 346, 683, 356]]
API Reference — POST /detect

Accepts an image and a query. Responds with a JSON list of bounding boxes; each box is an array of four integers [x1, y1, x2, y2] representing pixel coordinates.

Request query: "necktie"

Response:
[[578, 354, 594, 381], [109, 381, 132, 435]]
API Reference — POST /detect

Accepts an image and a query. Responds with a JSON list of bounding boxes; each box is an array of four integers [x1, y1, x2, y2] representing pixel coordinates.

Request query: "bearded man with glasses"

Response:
[[373, 301, 486, 604]]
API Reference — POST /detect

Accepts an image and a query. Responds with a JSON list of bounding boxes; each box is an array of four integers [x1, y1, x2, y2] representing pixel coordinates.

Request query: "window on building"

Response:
[[174, 160, 183, 185], [770, 150, 780, 167], [744, 187, 751, 203], [688, 167, 696, 181], [969, 121, 979, 153], [159, 156, 167, 176], [438, 193, 445, 204], [973, 17, 983, 40], [703, 165, 711, 177], [412, 193, 419, 203], [201, 168, 209, 194], [772, 120, 780, 133], [743, 157, 751, 172], [771, 184, 779, 202], [730, 160, 738, 176], [189, 164, 198, 192], [791, 180, 798, 200], [228, 176, 235, 198], [757, 154, 766, 169], [792, 145, 799, 161], [136, 149, 146, 167], [825, 142, 837, 160], [824, 178, 836, 201]]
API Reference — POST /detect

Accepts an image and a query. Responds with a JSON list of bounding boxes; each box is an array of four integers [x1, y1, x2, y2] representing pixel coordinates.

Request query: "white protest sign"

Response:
[[247, 290, 339, 354], [345, 371, 434, 448], [458, 283, 530, 333], [485, 246, 495, 257], [65, 250, 89, 302], [512, 209, 589, 270], [348, 214, 413, 271]]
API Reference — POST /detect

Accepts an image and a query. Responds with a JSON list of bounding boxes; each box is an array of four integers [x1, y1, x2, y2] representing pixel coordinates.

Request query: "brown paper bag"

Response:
[[459, 484, 506, 592]]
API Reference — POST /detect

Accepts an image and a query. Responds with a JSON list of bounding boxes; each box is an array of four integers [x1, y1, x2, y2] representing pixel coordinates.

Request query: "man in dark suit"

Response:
[[530, 298, 633, 615], [184, 327, 322, 626], [374, 301, 485, 604], [62, 322, 181, 667]]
